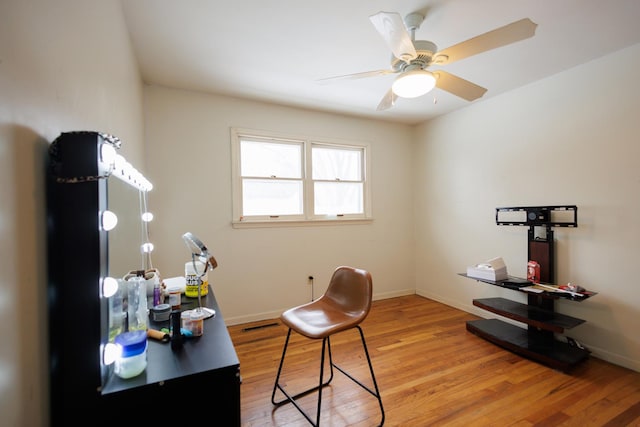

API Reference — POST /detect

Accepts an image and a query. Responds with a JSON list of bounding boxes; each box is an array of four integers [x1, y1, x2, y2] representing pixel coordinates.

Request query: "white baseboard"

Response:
[[224, 288, 416, 326]]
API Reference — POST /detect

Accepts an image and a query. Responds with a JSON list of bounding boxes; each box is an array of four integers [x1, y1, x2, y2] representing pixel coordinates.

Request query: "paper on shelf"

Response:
[[520, 286, 544, 293], [164, 276, 186, 294], [466, 256, 508, 281]]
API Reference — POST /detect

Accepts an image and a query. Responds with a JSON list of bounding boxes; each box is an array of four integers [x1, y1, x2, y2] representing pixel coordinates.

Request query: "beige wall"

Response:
[[414, 43, 640, 372], [0, 1, 144, 426], [1, 1, 639, 425], [143, 87, 417, 323]]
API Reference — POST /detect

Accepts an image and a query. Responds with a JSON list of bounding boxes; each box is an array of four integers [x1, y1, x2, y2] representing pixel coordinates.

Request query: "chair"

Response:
[[271, 266, 385, 426]]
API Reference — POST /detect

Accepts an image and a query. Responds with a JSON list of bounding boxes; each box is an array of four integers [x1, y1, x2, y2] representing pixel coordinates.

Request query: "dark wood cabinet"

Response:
[[99, 291, 241, 424], [47, 131, 240, 426]]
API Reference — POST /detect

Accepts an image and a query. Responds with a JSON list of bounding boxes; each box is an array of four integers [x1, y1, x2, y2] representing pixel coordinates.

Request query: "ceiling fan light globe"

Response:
[[392, 70, 436, 98]]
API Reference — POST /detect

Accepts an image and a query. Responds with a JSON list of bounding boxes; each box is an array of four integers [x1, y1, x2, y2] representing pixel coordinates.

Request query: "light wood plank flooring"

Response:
[[228, 295, 640, 426]]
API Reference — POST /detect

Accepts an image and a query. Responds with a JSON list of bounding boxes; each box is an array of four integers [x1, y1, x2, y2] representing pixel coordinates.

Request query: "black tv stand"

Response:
[[461, 274, 595, 371], [462, 205, 596, 372]]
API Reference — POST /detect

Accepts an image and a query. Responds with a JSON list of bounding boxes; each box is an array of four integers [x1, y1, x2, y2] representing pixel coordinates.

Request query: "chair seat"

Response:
[[281, 299, 367, 339]]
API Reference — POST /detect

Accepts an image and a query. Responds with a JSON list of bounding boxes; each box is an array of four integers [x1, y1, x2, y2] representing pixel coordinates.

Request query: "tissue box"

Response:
[[466, 257, 508, 281]]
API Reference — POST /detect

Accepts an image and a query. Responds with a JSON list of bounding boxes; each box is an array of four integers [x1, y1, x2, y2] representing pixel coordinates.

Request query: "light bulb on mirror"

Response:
[[102, 277, 119, 298], [141, 242, 154, 253], [102, 342, 119, 366], [101, 210, 118, 231], [100, 143, 116, 169], [141, 212, 153, 222]]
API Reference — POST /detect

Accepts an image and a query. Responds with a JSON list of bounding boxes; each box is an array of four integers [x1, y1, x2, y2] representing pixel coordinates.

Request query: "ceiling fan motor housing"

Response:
[[391, 40, 438, 72]]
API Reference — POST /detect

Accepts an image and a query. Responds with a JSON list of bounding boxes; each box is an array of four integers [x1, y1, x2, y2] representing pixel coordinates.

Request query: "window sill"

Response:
[[231, 217, 373, 229]]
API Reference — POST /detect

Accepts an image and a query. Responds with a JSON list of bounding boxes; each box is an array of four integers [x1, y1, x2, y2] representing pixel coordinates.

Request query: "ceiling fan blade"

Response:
[[434, 18, 537, 65], [433, 70, 487, 101], [369, 11, 417, 62], [317, 69, 396, 85], [376, 88, 398, 111]]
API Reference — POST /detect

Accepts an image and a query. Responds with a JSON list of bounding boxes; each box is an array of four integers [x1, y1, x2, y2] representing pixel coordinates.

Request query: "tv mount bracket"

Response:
[[495, 205, 578, 230], [495, 205, 577, 285]]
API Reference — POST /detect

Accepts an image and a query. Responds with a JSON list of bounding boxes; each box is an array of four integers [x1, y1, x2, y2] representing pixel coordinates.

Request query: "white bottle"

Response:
[[185, 260, 209, 298]]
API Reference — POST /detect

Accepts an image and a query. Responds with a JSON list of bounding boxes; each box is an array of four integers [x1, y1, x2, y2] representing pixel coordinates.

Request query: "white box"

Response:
[[466, 257, 508, 281]]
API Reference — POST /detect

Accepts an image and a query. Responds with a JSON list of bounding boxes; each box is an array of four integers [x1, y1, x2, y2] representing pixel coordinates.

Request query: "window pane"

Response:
[[241, 140, 301, 178], [314, 182, 363, 215], [242, 179, 303, 216], [312, 146, 362, 181]]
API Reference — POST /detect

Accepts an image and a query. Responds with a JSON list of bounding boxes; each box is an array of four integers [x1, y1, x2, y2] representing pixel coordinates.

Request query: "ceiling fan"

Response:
[[319, 11, 537, 111]]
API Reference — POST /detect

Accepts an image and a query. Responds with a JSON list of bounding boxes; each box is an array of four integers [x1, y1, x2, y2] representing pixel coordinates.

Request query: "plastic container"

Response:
[[123, 269, 158, 297], [181, 309, 206, 337], [150, 303, 171, 322], [185, 260, 209, 298], [114, 330, 147, 379], [167, 286, 181, 310], [108, 282, 124, 342], [127, 276, 148, 331]]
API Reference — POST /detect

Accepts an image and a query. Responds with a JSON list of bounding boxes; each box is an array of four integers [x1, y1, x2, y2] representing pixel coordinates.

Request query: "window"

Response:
[[231, 128, 371, 226]]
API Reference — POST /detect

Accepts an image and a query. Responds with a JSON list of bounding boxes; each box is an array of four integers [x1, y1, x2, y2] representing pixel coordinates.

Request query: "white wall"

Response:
[[0, 1, 144, 426], [414, 43, 640, 372], [1, 3, 638, 426], [143, 86, 417, 324]]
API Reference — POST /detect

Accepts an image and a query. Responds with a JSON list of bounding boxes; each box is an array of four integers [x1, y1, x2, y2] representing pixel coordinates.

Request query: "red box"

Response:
[[527, 260, 540, 283]]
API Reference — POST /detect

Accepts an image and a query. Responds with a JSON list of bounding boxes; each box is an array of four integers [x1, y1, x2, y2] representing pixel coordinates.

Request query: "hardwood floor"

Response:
[[228, 295, 640, 426]]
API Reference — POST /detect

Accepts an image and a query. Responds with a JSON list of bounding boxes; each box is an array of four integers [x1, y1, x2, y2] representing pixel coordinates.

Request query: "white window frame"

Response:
[[231, 127, 372, 228]]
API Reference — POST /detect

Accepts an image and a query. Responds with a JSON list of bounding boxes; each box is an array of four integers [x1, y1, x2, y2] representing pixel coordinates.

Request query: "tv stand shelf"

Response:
[[460, 274, 596, 371], [472, 297, 585, 333], [466, 319, 590, 371]]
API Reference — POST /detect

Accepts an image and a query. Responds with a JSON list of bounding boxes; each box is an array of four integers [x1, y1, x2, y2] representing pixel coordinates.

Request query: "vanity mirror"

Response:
[[108, 177, 153, 278], [47, 131, 241, 425], [47, 131, 156, 421]]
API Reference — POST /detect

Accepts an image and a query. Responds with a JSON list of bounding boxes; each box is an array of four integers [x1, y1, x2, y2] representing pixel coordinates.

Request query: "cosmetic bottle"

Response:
[[153, 276, 161, 307], [127, 276, 148, 332], [170, 310, 183, 351]]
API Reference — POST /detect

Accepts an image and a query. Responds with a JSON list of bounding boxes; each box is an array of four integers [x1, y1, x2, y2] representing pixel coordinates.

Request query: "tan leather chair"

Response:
[[271, 266, 385, 426]]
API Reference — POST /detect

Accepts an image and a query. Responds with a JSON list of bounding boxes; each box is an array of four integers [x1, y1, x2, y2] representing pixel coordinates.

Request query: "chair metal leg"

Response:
[[356, 325, 385, 426], [271, 329, 334, 426], [272, 326, 385, 426]]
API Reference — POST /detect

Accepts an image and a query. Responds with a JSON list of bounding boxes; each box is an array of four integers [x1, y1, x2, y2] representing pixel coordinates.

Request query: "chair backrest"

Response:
[[323, 266, 373, 320]]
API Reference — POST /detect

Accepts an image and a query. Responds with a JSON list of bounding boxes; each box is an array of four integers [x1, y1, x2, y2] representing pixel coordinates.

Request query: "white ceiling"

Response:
[[121, 0, 640, 125]]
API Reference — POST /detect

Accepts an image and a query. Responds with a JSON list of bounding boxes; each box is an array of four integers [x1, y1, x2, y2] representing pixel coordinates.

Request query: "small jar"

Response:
[[181, 309, 205, 337], [189, 310, 206, 337], [150, 303, 171, 322], [114, 330, 147, 379], [167, 286, 181, 310]]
